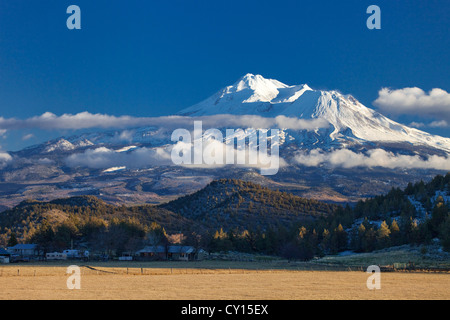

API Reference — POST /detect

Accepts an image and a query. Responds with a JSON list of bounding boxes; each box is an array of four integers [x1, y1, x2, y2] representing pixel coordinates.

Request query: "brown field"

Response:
[[0, 265, 449, 300]]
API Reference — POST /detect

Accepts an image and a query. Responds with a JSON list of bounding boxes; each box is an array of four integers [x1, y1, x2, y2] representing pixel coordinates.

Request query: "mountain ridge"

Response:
[[178, 73, 450, 153], [1, 73, 449, 209]]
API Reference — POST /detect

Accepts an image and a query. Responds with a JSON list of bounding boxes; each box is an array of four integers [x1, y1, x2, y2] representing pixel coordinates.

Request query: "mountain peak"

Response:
[[233, 73, 288, 92], [176, 74, 450, 152], [178, 73, 312, 116]]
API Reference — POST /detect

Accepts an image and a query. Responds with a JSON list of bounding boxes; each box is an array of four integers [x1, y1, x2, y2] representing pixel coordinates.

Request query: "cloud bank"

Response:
[[374, 87, 450, 122], [294, 148, 450, 170], [409, 120, 449, 129], [65, 147, 173, 169], [0, 112, 329, 131], [66, 136, 286, 175]]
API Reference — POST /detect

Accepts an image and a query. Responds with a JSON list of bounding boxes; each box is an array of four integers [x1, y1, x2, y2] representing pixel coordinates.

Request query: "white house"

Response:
[[7, 244, 39, 257]]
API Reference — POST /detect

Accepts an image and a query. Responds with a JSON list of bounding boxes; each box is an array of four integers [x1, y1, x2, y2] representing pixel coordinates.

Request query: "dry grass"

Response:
[[0, 265, 448, 300]]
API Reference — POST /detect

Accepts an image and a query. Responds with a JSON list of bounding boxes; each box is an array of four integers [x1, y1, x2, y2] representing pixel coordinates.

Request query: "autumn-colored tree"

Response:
[[376, 221, 391, 249]]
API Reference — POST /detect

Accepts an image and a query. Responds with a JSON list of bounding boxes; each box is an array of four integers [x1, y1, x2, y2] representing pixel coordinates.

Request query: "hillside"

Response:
[[353, 173, 450, 221], [160, 179, 338, 231], [0, 196, 197, 247], [1, 174, 448, 260], [0, 180, 339, 252]]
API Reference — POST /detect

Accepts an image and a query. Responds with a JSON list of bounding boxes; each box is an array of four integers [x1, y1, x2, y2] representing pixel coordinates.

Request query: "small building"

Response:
[[137, 245, 205, 261], [7, 244, 39, 258], [137, 245, 167, 260], [168, 246, 195, 261], [0, 248, 11, 264]]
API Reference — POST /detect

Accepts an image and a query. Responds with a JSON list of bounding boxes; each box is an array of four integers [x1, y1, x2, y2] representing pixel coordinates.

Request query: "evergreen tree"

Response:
[[351, 223, 366, 252], [389, 219, 401, 246], [428, 201, 449, 237], [361, 227, 377, 252], [321, 229, 331, 254], [7, 233, 18, 247], [439, 215, 450, 252], [329, 224, 348, 254]]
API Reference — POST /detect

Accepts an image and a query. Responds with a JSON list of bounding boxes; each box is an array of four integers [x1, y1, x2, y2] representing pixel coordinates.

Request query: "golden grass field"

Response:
[[0, 264, 449, 300]]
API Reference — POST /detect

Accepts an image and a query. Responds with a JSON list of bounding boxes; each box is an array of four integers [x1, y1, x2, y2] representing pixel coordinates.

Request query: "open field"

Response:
[[0, 264, 449, 300], [1, 245, 449, 300], [313, 244, 450, 269]]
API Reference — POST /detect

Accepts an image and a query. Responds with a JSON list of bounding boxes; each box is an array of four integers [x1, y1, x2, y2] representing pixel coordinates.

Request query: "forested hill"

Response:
[[0, 196, 197, 246], [353, 173, 450, 221], [0, 174, 448, 259], [0, 180, 339, 248], [160, 179, 339, 230]]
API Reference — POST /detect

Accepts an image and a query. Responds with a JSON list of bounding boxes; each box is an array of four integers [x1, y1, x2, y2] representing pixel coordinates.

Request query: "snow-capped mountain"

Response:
[[43, 138, 94, 153], [179, 73, 450, 153], [1, 73, 450, 209], [17, 73, 450, 156]]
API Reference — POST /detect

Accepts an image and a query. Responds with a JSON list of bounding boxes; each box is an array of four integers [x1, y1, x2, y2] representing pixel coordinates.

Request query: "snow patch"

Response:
[[102, 166, 126, 173]]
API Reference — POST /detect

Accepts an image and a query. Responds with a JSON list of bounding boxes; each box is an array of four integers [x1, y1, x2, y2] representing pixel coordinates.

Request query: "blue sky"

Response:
[[0, 0, 449, 150]]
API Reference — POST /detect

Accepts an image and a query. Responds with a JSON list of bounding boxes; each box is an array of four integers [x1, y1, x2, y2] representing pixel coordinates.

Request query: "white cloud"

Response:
[[0, 151, 12, 169], [0, 137, 12, 168], [408, 122, 426, 128], [408, 120, 449, 129], [66, 135, 287, 175], [429, 120, 449, 128], [116, 130, 135, 142], [294, 148, 450, 170], [0, 112, 329, 132], [374, 87, 450, 121], [22, 133, 35, 141], [65, 147, 173, 169]]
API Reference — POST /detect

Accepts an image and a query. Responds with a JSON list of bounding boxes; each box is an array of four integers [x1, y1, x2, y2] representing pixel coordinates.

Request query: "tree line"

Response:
[[1, 174, 449, 260]]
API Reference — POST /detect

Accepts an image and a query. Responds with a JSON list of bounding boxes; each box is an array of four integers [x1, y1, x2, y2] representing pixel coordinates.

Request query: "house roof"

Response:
[[168, 246, 195, 254], [0, 248, 11, 255], [8, 244, 38, 250]]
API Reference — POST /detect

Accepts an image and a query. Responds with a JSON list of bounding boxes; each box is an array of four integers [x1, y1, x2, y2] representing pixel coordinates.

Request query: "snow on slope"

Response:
[[178, 73, 450, 153], [21, 74, 450, 158]]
